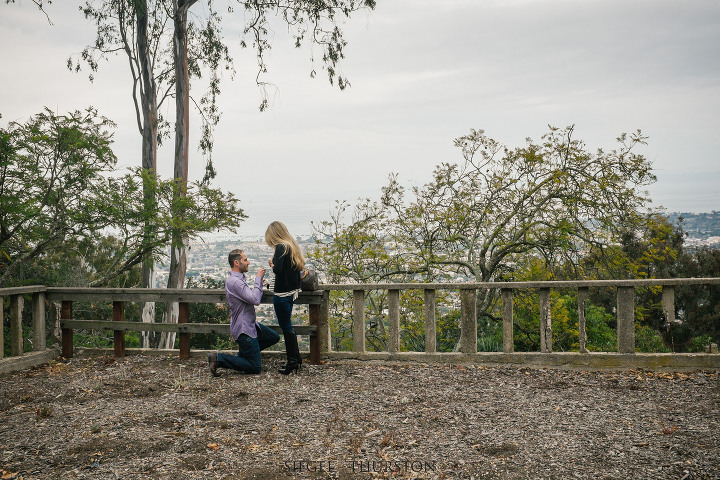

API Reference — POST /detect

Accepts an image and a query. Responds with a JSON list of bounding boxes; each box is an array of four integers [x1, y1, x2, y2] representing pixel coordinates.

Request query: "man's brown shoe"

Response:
[[207, 352, 220, 377]]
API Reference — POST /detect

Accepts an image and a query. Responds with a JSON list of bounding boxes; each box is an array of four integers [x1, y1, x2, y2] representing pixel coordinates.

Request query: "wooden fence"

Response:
[[2, 278, 720, 372]]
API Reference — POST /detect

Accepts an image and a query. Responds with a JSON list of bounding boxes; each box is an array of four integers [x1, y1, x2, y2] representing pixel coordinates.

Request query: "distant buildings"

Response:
[[684, 236, 720, 249], [152, 218, 720, 288], [154, 239, 309, 288]]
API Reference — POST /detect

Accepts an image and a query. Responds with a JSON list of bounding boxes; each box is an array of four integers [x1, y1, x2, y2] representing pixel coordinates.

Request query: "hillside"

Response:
[[667, 211, 720, 238]]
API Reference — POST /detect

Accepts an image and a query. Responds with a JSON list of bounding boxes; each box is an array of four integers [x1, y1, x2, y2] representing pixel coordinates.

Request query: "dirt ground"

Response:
[[1, 354, 719, 480]]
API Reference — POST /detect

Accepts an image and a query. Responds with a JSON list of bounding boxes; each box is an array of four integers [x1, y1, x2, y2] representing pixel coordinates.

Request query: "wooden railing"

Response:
[[0, 286, 324, 366], [48, 288, 324, 363], [0, 286, 47, 360], [2, 278, 720, 372]]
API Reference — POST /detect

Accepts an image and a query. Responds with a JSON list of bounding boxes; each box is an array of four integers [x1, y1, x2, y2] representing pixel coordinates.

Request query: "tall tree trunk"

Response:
[[137, 0, 160, 348], [158, 0, 196, 349]]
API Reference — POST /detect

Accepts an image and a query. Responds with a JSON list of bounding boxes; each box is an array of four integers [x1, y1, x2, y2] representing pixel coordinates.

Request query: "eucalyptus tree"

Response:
[[157, 0, 377, 348], [74, 0, 376, 347], [74, 0, 176, 344], [4, 0, 53, 23]]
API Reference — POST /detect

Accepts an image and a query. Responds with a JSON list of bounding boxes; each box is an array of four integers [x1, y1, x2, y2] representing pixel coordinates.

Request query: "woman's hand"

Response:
[[268, 259, 274, 268]]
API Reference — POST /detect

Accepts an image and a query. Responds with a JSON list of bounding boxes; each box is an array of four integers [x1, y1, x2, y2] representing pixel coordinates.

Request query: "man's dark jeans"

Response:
[[216, 323, 280, 374]]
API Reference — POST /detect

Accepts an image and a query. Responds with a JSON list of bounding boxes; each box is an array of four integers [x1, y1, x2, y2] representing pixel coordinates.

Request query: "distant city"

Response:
[[667, 211, 720, 248], [154, 238, 306, 288], [153, 237, 318, 323]]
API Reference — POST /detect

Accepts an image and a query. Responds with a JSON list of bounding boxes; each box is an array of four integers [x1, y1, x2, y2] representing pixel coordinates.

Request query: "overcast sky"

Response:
[[2, 0, 719, 238]]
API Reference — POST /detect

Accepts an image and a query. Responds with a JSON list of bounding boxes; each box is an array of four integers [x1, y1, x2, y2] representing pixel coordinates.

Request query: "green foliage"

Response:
[[311, 126, 658, 354], [307, 126, 720, 355], [65, 297, 142, 350], [686, 334, 716, 353], [635, 324, 670, 353], [72, 0, 376, 169], [186, 276, 234, 350], [236, 0, 377, 108], [17, 235, 142, 288], [674, 247, 720, 347], [510, 290, 574, 352], [582, 304, 618, 352], [550, 295, 579, 352], [1, 107, 118, 286], [436, 310, 461, 353], [326, 290, 353, 352], [0, 109, 246, 288], [375, 125, 655, 284], [62, 275, 238, 351], [321, 288, 463, 353], [72, 0, 234, 177], [477, 318, 503, 352], [578, 217, 720, 352], [398, 289, 439, 352], [580, 214, 686, 342], [2, 300, 33, 356]]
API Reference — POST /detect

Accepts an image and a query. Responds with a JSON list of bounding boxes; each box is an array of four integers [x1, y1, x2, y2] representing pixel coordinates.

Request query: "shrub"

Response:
[[635, 325, 670, 353]]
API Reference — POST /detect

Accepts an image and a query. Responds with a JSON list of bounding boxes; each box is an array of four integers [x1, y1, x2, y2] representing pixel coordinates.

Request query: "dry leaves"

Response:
[[0, 355, 718, 479]]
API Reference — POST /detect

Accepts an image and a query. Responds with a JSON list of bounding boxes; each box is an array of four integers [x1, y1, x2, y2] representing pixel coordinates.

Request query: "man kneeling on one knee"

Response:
[[208, 249, 280, 376]]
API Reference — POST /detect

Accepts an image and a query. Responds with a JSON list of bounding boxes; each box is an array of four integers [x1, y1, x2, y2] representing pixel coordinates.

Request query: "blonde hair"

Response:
[[265, 221, 305, 270]]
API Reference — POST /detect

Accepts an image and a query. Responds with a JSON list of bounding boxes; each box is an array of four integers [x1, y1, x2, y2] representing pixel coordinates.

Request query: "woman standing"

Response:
[[265, 221, 304, 374]]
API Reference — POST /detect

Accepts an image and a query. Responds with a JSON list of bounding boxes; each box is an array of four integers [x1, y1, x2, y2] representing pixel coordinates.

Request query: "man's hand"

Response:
[[256, 267, 266, 278]]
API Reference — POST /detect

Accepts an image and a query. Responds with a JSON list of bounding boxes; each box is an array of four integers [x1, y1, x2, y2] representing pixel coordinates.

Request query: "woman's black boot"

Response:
[[279, 332, 301, 375], [278, 358, 300, 375]]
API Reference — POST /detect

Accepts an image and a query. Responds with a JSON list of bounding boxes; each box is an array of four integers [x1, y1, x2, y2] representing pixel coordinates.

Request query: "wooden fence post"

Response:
[[388, 289, 400, 353], [178, 302, 190, 359], [113, 301, 125, 358], [460, 288, 477, 354], [352, 290, 366, 353], [61, 301, 73, 359], [32, 292, 46, 352], [424, 289, 436, 353], [502, 289, 514, 354], [318, 291, 331, 355], [578, 287, 589, 353], [309, 303, 320, 365], [10, 295, 23, 356], [0, 297, 4, 360], [617, 286, 635, 354]]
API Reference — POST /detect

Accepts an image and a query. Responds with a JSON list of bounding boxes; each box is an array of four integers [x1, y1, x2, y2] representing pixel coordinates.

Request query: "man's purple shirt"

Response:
[[225, 271, 264, 340]]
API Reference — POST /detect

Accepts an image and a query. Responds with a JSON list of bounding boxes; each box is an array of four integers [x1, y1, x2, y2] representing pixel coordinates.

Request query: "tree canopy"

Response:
[[309, 126, 669, 352], [0, 108, 246, 288], [312, 125, 657, 285]]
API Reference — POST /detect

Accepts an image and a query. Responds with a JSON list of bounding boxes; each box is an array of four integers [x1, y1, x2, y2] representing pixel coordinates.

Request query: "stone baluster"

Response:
[[578, 287, 589, 354], [539, 288, 552, 353], [502, 289, 514, 354], [353, 290, 365, 353], [617, 286, 635, 354], [388, 289, 400, 353], [460, 288, 477, 354], [424, 289, 436, 353]]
